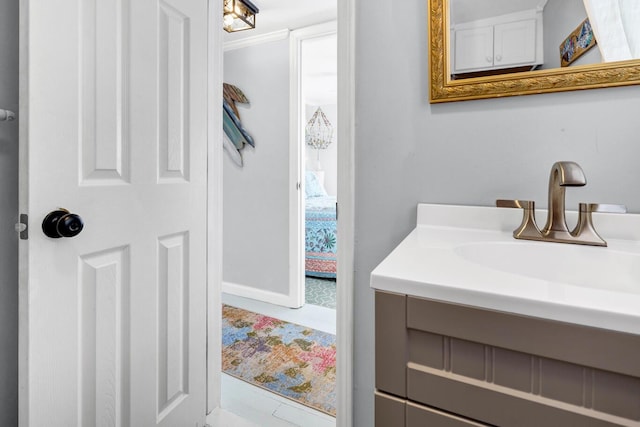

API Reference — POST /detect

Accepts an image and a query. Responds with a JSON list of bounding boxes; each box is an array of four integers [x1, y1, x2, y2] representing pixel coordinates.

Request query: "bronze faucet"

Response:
[[497, 162, 625, 247], [541, 161, 586, 240]]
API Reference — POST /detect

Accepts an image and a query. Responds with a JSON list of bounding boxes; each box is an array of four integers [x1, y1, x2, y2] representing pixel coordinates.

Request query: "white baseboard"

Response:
[[207, 406, 258, 427], [222, 281, 296, 308]]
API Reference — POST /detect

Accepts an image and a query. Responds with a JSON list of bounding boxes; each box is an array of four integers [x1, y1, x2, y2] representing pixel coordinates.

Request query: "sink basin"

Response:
[[455, 241, 640, 294], [370, 203, 640, 335]]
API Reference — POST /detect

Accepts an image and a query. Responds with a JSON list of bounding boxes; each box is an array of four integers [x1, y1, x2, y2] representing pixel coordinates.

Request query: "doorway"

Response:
[[220, 21, 338, 311], [220, 20, 338, 425], [291, 24, 338, 311]]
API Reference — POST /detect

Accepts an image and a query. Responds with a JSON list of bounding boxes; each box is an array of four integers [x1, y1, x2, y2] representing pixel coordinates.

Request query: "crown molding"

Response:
[[223, 29, 290, 51]]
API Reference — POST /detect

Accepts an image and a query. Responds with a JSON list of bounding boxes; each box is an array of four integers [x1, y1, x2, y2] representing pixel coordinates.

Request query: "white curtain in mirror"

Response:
[[583, 0, 640, 61]]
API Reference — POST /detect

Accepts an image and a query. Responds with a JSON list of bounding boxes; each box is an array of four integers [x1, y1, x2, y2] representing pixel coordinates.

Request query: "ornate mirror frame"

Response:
[[429, 0, 640, 103]]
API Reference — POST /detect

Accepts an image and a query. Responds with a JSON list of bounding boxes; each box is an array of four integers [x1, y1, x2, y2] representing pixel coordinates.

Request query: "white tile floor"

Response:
[[217, 293, 337, 427]]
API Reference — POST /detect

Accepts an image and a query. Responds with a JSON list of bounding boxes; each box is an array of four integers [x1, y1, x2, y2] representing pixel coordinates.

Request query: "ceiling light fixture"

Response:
[[306, 107, 334, 153], [223, 0, 259, 33]]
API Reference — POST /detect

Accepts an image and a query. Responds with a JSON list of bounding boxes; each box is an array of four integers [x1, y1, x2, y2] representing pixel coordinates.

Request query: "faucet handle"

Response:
[[496, 199, 541, 239], [586, 203, 627, 214], [496, 199, 534, 210]]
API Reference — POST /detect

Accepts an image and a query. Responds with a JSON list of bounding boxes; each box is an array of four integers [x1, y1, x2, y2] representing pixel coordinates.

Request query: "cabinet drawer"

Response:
[[406, 296, 640, 378], [375, 392, 406, 427], [407, 366, 627, 427], [407, 401, 489, 427]]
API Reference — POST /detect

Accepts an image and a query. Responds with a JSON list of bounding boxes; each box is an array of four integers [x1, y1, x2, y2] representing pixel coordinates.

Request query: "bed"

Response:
[[305, 171, 337, 279]]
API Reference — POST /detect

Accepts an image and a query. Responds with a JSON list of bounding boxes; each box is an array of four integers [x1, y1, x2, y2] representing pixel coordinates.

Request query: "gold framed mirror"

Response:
[[429, 0, 640, 103]]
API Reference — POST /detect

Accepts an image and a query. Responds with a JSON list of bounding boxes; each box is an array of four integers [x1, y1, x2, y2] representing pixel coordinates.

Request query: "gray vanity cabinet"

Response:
[[375, 291, 640, 427]]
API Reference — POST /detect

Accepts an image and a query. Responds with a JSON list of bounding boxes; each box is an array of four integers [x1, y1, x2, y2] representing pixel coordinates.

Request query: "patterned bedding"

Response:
[[305, 196, 337, 278]]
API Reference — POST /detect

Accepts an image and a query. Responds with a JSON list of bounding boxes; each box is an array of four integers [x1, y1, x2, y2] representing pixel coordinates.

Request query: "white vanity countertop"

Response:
[[370, 204, 640, 335]]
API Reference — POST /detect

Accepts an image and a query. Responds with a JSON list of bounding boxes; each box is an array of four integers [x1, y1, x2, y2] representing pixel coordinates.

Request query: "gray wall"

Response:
[[0, 0, 19, 425], [223, 39, 291, 296], [353, 0, 640, 426]]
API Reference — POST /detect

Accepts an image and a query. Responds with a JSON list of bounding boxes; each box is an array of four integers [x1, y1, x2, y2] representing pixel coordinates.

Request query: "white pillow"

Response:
[[305, 171, 328, 197]]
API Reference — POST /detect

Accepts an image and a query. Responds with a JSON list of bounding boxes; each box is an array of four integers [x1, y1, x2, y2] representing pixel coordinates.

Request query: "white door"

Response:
[[19, 0, 209, 426]]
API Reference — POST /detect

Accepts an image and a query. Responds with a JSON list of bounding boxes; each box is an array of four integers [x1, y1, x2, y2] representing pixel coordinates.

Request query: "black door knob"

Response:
[[42, 209, 84, 238]]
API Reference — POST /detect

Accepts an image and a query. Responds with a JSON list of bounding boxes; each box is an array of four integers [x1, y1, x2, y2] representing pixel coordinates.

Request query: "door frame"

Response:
[[288, 21, 338, 310], [207, 0, 224, 415], [335, 0, 355, 423]]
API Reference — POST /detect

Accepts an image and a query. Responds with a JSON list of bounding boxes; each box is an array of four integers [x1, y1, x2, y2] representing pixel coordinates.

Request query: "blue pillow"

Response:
[[305, 171, 328, 197]]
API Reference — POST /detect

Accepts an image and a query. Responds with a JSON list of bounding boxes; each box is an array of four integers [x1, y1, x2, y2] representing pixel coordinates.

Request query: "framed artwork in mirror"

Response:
[[560, 18, 596, 67]]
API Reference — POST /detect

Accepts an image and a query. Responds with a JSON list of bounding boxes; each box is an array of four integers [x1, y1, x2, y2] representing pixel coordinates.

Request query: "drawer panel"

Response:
[[407, 295, 640, 378], [407, 401, 489, 427], [406, 325, 640, 423], [407, 366, 627, 427], [375, 391, 405, 427]]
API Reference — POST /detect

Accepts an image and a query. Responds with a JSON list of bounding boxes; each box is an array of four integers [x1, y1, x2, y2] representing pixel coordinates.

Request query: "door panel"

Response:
[[79, 247, 131, 427], [80, 0, 130, 185], [20, 0, 208, 426], [157, 232, 190, 419], [158, 0, 191, 183]]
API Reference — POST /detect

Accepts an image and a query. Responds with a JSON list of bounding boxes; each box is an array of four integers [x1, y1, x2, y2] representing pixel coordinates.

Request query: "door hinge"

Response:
[[15, 214, 28, 240]]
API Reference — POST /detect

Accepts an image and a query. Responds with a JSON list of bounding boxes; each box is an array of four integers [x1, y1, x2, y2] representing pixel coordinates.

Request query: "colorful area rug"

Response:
[[222, 305, 337, 416]]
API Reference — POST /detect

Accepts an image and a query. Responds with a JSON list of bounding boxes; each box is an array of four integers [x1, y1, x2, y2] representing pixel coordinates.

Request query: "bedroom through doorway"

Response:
[[220, 4, 338, 425], [301, 30, 338, 311]]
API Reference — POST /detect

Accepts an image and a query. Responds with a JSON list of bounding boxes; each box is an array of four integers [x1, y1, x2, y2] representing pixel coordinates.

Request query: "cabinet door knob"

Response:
[[486, 56, 492, 63], [495, 54, 503, 62], [42, 209, 84, 238]]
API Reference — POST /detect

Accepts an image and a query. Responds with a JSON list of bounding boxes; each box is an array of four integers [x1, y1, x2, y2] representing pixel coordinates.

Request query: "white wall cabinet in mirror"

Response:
[[429, 0, 640, 103], [452, 9, 542, 77]]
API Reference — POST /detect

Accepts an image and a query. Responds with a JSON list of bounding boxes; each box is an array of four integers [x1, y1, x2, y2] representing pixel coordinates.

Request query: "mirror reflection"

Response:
[[450, 0, 640, 80]]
